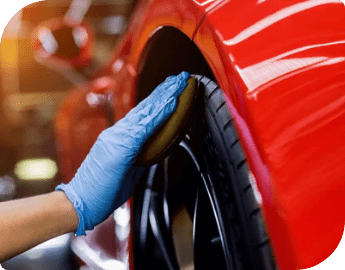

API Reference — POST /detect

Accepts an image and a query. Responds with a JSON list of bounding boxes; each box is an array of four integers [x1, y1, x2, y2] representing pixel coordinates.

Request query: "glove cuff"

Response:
[[55, 184, 87, 236]]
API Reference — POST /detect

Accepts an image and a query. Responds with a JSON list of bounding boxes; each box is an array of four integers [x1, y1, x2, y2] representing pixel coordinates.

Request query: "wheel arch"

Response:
[[135, 26, 215, 103]]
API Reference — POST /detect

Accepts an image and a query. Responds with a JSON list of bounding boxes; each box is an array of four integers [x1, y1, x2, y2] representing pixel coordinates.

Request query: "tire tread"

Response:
[[197, 76, 276, 270]]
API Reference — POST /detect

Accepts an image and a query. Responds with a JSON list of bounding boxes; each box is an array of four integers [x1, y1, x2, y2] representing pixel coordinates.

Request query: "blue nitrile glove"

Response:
[[56, 71, 190, 236]]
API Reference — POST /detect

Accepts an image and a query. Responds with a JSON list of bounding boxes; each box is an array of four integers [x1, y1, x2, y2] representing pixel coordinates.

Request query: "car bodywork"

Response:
[[54, 0, 345, 269]]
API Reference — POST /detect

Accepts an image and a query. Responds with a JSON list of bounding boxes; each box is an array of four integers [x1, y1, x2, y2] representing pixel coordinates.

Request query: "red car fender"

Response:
[[102, 0, 226, 79], [194, 0, 345, 268]]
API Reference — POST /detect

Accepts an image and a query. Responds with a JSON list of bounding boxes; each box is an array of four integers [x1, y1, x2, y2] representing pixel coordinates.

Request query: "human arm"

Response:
[[0, 191, 78, 262], [0, 71, 190, 261]]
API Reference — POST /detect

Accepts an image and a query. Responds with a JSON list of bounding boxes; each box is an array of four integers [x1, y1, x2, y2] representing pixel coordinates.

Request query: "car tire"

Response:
[[134, 75, 276, 270]]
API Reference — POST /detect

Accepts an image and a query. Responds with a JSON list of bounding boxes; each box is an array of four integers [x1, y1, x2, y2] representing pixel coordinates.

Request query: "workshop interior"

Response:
[[0, 0, 344, 269]]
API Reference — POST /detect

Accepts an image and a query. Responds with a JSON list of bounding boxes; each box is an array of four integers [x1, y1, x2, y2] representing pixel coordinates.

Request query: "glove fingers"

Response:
[[124, 103, 155, 126], [125, 72, 189, 119], [114, 101, 156, 129], [128, 72, 189, 126], [125, 75, 178, 117], [135, 96, 178, 146], [156, 71, 189, 102]]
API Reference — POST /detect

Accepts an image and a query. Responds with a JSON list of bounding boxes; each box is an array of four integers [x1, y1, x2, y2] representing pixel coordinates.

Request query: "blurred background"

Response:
[[0, 0, 137, 268], [0, 0, 138, 199]]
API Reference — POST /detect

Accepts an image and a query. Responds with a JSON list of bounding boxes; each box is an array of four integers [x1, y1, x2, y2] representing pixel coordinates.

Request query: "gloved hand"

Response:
[[56, 71, 190, 236]]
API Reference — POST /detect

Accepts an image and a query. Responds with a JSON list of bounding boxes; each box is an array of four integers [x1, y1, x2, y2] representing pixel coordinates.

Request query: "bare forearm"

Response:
[[0, 191, 78, 262]]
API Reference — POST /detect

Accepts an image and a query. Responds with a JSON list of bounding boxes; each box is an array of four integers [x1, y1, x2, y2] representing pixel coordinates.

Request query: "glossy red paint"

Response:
[[194, 0, 345, 268], [102, 0, 225, 75], [54, 0, 345, 269]]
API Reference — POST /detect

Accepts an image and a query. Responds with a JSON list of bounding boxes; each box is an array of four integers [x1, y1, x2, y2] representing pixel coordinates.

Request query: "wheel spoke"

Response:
[[193, 182, 231, 270], [179, 139, 234, 270], [149, 191, 179, 270], [211, 236, 222, 246], [139, 139, 236, 270], [138, 165, 158, 258], [163, 158, 171, 233]]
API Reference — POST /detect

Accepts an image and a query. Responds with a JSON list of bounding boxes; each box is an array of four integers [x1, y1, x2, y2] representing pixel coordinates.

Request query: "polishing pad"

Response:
[[137, 76, 199, 166]]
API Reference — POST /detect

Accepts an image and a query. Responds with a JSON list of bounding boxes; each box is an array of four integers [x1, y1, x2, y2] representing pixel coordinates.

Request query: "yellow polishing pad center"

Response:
[[137, 76, 198, 166]]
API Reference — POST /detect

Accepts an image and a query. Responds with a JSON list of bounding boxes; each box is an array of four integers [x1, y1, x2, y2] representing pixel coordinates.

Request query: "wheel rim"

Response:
[[137, 137, 237, 270]]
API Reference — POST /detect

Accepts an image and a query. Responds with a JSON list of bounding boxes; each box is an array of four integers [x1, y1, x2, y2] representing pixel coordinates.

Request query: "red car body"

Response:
[[52, 0, 345, 269]]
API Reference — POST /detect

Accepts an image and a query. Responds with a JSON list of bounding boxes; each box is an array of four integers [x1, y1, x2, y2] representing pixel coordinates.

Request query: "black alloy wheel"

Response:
[[134, 75, 276, 270]]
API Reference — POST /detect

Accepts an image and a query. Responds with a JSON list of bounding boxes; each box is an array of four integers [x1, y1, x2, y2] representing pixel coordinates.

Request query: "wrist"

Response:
[[52, 191, 79, 234], [55, 183, 91, 236]]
